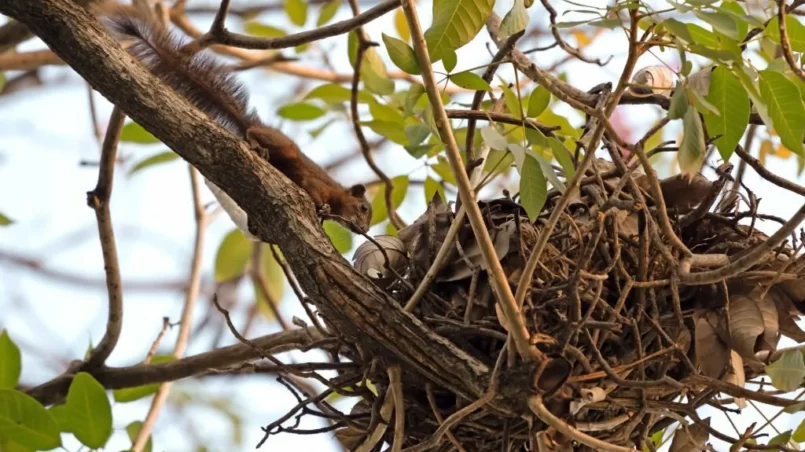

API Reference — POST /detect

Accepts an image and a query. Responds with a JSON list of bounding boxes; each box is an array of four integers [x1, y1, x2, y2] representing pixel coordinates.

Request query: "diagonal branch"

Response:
[[0, 0, 495, 408]]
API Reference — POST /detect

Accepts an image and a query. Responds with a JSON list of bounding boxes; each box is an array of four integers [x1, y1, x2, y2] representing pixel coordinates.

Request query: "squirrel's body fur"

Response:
[[97, 5, 372, 235]]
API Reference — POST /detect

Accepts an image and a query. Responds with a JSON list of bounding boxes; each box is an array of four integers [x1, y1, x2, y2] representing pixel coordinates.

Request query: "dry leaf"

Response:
[[694, 310, 730, 378], [353, 235, 408, 281], [630, 65, 675, 97], [725, 350, 747, 409], [669, 417, 710, 452], [726, 294, 765, 360]]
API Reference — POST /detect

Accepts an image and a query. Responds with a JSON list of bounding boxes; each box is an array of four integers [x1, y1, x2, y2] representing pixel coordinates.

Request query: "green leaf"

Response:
[[530, 149, 565, 192], [519, 155, 547, 222], [759, 70, 805, 156], [370, 175, 409, 226], [120, 122, 159, 144], [126, 421, 153, 452], [527, 85, 551, 118], [548, 137, 575, 181], [382, 34, 420, 75], [449, 71, 491, 91], [404, 144, 435, 159], [368, 99, 404, 123], [285, 0, 307, 26], [0, 389, 61, 450], [48, 405, 71, 433], [395, 9, 411, 42], [766, 349, 805, 392], [214, 228, 253, 282], [112, 356, 175, 403], [500, 82, 523, 119], [0, 331, 21, 389], [499, 0, 529, 39], [317, 0, 342, 27], [424, 176, 445, 203], [348, 32, 395, 95], [0, 73, 5, 93], [678, 107, 706, 178], [0, 213, 12, 226], [442, 50, 457, 72], [244, 22, 286, 38], [424, 0, 495, 62], [305, 84, 372, 104], [323, 221, 352, 253], [769, 430, 792, 446], [404, 123, 430, 146], [404, 85, 425, 118], [361, 120, 409, 145], [253, 245, 285, 321], [767, 16, 805, 53], [703, 65, 749, 162], [668, 83, 689, 120], [277, 102, 327, 121], [662, 19, 694, 43], [794, 418, 805, 442], [432, 157, 457, 185], [65, 372, 112, 449], [695, 10, 740, 40], [128, 151, 180, 176]]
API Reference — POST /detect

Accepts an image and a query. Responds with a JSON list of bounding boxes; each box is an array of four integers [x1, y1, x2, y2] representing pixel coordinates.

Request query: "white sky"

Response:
[[2, 0, 805, 450]]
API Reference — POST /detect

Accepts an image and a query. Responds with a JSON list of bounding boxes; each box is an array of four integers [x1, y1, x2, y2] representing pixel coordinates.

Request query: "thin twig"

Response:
[[132, 166, 207, 451], [84, 106, 126, 369], [389, 365, 405, 452], [195, 0, 398, 50], [778, 0, 805, 82], [400, 0, 539, 361]]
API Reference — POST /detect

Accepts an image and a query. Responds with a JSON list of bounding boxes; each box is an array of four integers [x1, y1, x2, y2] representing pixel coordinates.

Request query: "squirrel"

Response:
[[96, 4, 373, 237]]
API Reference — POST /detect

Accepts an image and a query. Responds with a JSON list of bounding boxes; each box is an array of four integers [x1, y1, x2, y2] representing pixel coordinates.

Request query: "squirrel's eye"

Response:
[[360, 204, 369, 212]]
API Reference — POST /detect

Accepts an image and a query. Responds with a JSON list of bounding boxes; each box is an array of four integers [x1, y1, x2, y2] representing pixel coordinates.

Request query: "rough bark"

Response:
[[0, 0, 495, 407]]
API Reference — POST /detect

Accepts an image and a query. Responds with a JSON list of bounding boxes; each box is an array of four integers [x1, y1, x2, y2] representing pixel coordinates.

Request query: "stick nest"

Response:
[[277, 159, 805, 451]]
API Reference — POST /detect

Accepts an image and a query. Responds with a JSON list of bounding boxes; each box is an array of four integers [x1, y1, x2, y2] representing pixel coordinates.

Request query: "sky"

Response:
[[1, 0, 805, 450]]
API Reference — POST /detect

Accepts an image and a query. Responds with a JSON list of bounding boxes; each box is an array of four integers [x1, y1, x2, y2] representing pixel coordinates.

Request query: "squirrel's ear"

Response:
[[349, 184, 367, 197]]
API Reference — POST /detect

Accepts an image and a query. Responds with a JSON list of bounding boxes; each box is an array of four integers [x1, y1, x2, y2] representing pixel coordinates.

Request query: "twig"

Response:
[[389, 365, 405, 452], [194, 0, 398, 50], [144, 317, 172, 364], [348, 0, 405, 230], [84, 106, 126, 369], [402, 391, 496, 452], [425, 383, 466, 452], [778, 0, 805, 82], [355, 387, 395, 452], [400, 0, 539, 361], [131, 166, 207, 451], [539, 0, 611, 66], [735, 145, 805, 197], [528, 395, 636, 452], [445, 109, 558, 136]]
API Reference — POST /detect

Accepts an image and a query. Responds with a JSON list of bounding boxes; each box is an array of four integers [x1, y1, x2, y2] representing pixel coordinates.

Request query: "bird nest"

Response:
[[268, 158, 805, 451]]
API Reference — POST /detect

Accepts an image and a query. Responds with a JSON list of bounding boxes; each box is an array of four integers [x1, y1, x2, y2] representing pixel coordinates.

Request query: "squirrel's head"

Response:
[[340, 184, 372, 234]]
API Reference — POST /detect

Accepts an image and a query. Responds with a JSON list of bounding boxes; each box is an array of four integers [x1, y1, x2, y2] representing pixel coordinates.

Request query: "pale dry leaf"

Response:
[[726, 294, 765, 360], [725, 350, 746, 409], [630, 65, 675, 97], [756, 289, 780, 353]]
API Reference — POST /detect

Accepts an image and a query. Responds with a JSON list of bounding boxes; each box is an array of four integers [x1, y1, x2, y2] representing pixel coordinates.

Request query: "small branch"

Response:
[[348, 0, 405, 230], [400, 0, 540, 362], [195, 0, 398, 50], [539, 0, 611, 66], [252, 244, 291, 331], [735, 145, 805, 197], [403, 391, 495, 452], [131, 166, 207, 452], [679, 201, 805, 285], [84, 106, 126, 369], [389, 365, 405, 452], [528, 395, 636, 452], [445, 109, 558, 136]]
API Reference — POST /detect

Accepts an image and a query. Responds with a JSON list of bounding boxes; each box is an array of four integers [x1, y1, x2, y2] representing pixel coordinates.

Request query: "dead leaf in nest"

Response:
[[776, 279, 805, 314], [353, 235, 408, 284], [398, 195, 453, 273], [774, 288, 805, 342], [535, 357, 571, 395], [756, 290, 780, 353], [724, 293, 765, 361], [439, 220, 516, 282], [635, 172, 712, 211], [334, 426, 366, 450], [694, 310, 730, 378], [669, 417, 710, 452], [725, 350, 746, 409]]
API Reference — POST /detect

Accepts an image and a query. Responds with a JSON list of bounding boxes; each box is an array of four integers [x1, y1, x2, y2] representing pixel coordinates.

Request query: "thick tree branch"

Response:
[[1, 0, 493, 408]]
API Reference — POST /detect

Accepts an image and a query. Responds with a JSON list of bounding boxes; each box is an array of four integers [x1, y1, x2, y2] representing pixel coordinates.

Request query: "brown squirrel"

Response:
[[97, 5, 372, 235]]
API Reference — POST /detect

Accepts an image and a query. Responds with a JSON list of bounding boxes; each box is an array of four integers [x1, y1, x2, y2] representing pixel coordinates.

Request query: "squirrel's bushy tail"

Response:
[[97, 4, 259, 135]]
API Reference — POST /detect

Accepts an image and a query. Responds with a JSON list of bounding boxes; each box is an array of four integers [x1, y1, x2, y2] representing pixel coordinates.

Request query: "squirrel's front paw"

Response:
[[317, 203, 332, 218]]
